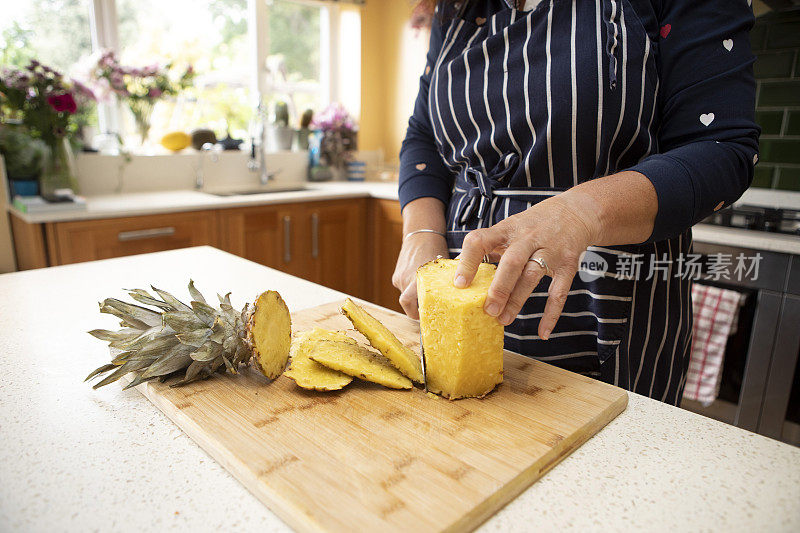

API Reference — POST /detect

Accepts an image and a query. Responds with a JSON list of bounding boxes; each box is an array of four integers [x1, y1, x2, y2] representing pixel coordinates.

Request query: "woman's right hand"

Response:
[[393, 197, 449, 318], [392, 232, 449, 319]]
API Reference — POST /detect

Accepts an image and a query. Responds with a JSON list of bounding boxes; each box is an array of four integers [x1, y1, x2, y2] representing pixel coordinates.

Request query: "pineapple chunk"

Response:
[[416, 258, 503, 399], [284, 329, 353, 391], [310, 341, 413, 390], [341, 299, 424, 383], [249, 291, 292, 380]]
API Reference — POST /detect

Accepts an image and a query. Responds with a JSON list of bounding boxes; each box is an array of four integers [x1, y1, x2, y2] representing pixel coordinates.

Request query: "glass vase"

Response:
[[129, 100, 155, 147], [39, 136, 79, 196]]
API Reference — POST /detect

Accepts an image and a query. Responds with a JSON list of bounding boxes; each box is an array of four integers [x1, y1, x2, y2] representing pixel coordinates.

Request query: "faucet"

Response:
[[248, 102, 280, 186], [249, 135, 281, 186], [195, 142, 221, 190]]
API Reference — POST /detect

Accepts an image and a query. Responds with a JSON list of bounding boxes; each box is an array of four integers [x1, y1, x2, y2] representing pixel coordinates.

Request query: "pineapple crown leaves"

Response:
[[86, 280, 255, 390]]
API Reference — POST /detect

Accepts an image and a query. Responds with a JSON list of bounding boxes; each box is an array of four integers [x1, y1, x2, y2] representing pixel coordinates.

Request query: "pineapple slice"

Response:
[[249, 291, 292, 380], [341, 299, 424, 383], [310, 341, 413, 390], [284, 329, 354, 391], [416, 258, 503, 399]]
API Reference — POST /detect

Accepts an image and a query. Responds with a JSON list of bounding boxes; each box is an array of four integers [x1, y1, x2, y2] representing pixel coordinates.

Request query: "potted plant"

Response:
[[266, 100, 294, 151], [296, 108, 313, 150], [0, 125, 46, 196], [0, 61, 96, 195], [91, 50, 194, 147], [311, 103, 357, 180]]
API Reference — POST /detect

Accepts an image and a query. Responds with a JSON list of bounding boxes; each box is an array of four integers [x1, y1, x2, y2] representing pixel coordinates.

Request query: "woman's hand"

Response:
[[454, 171, 657, 339], [394, 197, 449, 319], [393, 233, 450, 319], [455, 196, 597, 338]]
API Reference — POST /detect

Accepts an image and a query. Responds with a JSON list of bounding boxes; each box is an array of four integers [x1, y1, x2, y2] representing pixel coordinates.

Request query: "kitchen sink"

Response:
[[207, 186, 308, 197]]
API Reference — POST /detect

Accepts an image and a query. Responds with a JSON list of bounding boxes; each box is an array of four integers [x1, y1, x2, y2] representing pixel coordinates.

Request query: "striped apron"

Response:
[[428, 0, 693, 404]]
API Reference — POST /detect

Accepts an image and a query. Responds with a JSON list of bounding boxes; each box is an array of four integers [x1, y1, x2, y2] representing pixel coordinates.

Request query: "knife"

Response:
[[420, 330, 427, 392]]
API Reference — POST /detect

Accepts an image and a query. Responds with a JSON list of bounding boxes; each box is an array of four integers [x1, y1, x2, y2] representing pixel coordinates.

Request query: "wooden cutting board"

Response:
[[126, 300, 628, 532]]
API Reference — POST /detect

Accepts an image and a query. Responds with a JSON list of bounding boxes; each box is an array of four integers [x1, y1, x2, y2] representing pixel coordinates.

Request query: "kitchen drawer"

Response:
[[47, 210, 219, 265]]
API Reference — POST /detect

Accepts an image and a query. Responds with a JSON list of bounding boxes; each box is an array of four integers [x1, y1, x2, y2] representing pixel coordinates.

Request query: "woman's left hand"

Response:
[[454, 195, 600, 339]]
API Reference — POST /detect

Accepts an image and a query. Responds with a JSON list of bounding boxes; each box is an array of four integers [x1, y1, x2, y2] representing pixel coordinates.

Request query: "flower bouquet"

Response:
[[312, 103, 358, 176], [0, 60, 96, 194], [91, 51, 194, 146]]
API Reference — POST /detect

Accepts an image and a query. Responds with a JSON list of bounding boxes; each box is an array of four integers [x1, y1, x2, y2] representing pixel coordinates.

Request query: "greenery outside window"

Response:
[[1, 0, 361, 152]]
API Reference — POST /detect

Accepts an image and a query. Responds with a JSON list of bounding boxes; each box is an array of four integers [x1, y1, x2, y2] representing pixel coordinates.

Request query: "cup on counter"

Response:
[[346, 160, 367, 182]]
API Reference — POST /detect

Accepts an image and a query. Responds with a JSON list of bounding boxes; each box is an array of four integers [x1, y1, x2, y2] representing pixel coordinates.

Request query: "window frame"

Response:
[[86, 0, 354, 142]]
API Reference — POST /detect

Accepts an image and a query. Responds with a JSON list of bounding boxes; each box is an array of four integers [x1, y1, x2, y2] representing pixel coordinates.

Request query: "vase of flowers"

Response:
[[0, 60, 96, 195], [312, 103, 357, 179], [91, 51, 194, 147]]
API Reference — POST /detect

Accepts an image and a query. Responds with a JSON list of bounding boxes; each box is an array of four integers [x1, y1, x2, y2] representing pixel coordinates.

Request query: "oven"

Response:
[[685, 239, 800, 445]]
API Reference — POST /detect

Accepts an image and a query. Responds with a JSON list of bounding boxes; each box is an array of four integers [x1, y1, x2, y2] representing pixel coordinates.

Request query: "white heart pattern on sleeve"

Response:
[[700, 113, 715, 126], [723, 39, 733, 51]]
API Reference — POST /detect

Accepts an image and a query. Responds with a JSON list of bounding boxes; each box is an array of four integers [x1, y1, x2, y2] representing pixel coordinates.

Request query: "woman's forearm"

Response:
[[558, 171, 658, 247], [401, 197, 448, 236]]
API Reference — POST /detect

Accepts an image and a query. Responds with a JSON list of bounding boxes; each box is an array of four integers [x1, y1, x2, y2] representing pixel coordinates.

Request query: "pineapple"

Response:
[[86, 281, 291, 389], [341, 299, 424, 383], [416, 258, 503, 399], [284, 328, 354, 391], [248, 291, 292, 379], [309, 341, 413, 390]]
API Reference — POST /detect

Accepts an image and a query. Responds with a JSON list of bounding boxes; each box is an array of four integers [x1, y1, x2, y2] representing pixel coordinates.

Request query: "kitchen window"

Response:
[[0, 0, 94, 73], [1, 0, 361, 149]]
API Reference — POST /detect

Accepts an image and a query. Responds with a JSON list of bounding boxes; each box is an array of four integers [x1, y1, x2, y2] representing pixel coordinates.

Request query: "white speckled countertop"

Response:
[[1, 247, 798, 532], [6, 181, 401, 224]]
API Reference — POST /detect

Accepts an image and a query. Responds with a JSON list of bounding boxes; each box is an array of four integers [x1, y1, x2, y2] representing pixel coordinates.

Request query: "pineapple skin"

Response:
[[416, 259, 503, 399]]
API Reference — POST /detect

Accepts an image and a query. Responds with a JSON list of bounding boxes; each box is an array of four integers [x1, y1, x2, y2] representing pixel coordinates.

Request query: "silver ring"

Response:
[[529, 256, 551, 276]]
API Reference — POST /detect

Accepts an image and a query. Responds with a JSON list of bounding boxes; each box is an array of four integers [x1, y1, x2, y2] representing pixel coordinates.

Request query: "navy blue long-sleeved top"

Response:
[[396, 0, 760, 404], [398, 0, 760, 244]]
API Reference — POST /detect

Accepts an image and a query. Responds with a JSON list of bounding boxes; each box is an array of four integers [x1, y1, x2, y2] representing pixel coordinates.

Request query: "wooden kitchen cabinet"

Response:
[[302, 199, 368, 298], [219, 199, 369, 298], [10, 197, 390, 306], [219, 203, 303, 276], [46, 210, 219, 265], [369, 199, 404, 312]]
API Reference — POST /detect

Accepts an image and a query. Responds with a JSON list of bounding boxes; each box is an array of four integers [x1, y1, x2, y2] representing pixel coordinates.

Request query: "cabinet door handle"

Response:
[[283, 215, 291, 263], [117, 227, 176, 242], [311, 212, 319, 259]]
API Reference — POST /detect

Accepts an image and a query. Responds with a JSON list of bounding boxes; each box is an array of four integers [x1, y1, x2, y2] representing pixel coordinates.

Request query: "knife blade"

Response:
[[420, 330, 427, 392]]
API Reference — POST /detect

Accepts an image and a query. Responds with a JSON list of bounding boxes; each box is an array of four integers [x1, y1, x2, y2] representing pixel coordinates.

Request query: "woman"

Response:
[[394, 0, 759, 404]]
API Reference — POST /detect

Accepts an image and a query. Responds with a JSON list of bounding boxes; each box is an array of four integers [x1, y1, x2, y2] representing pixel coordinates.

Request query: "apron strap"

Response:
[[458, 153, 519, 226]]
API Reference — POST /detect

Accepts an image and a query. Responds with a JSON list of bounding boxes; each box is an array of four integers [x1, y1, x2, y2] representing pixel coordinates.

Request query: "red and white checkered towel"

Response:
[[683, 283, 745, 406]]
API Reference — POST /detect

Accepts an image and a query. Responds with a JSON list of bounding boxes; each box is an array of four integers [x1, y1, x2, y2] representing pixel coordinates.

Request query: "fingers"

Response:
[[539, 271, 576, 340], [398, 280, 420, 320], [497, 259, 547, 326], [484, 242, 535, 318], [454, 228, 505, 288]]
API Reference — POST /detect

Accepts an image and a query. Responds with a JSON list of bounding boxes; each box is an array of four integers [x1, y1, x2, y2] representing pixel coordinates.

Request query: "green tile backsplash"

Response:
[[752, 9, 800, 192], [756, 111, 784, 134], [758, 81, 800, 107], [754, 51, 795, 78], [752, 165, 775, 188], [776, 167, 800, 191], [787, 111, 800, 136], [760, 139, 800, 165]]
